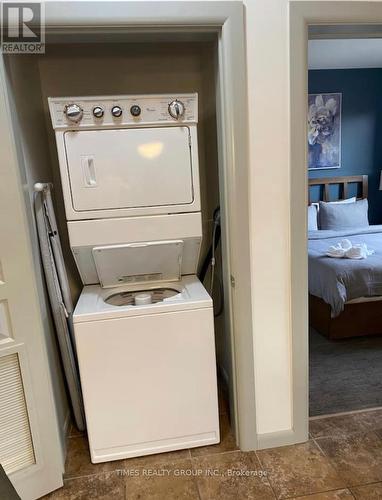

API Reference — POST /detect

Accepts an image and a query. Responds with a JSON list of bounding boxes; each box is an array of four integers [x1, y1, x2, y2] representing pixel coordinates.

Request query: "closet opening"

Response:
[[3, 27, 250, 462]]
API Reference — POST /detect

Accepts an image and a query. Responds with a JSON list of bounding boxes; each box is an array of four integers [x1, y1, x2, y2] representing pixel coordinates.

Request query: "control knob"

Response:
[[168, 100, 185, 120], [130, 105, 141, 117], [64, 103, 83, 123], [93, 106, 104, 118], [111, 105, 123, 117]]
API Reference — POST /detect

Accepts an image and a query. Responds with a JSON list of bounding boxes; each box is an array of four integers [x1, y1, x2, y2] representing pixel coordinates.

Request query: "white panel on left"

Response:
[[0, 353, 35, 474]]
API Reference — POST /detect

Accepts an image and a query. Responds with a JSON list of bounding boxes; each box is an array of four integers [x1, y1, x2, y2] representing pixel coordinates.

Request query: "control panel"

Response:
[[48, 94, 198, 129]]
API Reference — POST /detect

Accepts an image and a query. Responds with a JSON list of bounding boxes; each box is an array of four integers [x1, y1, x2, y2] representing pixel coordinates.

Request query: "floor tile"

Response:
[[357, 409, 382, 433], [257, 440, 345, 499], [351, 482, 382, 499], [64, 436, 124, 479], [67, 421, 85, 439], [317, 432, 382, 486], [124, 459, 199, 500], [42, 471, 125, 499], [309, 413, 370, 439], [290, 489, 354, 499], [190, 412, 238, 458], [54, 411, 382, 500], [193, 450, 275, 500], [374, 427, 382, 440]]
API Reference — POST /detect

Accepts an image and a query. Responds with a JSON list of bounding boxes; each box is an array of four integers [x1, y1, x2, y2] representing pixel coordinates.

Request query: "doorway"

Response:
[[290, 2, 382, 442], [307, 33, 382, 415]]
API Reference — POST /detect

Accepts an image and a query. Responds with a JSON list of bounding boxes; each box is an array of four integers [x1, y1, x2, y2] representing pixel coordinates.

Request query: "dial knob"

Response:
[[168, 100, 185, 120], [111, 105, 123, 118], [92, 106, 104, 118], [130, 105, 141, 117], [64, 103, 83, 122]]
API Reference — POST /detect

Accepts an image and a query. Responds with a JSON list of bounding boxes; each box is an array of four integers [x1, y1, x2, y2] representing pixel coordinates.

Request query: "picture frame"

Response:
[[308, 92, 342, 170]]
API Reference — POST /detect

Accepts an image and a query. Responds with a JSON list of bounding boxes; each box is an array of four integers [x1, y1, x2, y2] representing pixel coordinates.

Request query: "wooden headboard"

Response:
[[308, 175, 368, 204]]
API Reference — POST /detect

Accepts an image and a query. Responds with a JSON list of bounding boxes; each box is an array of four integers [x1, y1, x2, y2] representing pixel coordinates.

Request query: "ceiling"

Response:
[[309, 38, 382, 70], [308, 24, 382, 39]]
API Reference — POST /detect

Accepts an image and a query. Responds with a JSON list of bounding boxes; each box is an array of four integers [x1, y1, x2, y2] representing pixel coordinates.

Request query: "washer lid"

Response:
[[92, 240, 183, 288]]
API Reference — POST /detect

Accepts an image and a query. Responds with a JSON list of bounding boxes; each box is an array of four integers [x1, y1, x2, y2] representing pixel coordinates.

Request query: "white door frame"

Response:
[[43, 1, 257, 449], [289, 1, 382, 441]]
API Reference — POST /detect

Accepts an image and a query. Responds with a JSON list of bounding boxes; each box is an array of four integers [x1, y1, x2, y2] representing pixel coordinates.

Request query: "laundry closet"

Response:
[[3, 36, 234, 465]]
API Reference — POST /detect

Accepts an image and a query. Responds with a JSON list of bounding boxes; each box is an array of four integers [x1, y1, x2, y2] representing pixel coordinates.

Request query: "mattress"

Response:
[[308, 226, 382, 317]]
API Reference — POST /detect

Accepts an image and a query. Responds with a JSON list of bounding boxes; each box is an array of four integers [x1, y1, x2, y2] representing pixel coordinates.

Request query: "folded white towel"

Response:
[[326, 240, 375, 260], [346, 243, 375, 260], [340, 239, 352, 251], [345, 246, 365, 260], [327, 244, 346, 258]]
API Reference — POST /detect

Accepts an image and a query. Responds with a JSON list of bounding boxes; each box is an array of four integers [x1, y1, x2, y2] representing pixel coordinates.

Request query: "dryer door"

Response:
[[64, 127, 194, 212]]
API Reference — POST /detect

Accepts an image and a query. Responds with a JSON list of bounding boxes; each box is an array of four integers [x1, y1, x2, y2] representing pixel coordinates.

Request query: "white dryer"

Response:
[[48, 94, 201, 220], [48, 94, 220, 463]]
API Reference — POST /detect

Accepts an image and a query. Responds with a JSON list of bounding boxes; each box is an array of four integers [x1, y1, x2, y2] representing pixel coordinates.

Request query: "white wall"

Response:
[[243, 0, 293, 436], [224, 0, 381, 440]]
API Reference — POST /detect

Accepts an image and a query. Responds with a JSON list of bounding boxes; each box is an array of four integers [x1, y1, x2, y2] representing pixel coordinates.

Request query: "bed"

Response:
[[308, 175, 382, 339]]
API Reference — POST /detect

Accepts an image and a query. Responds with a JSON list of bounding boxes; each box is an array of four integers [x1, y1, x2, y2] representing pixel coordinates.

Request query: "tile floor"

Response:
[[43, 392, 382, 500]]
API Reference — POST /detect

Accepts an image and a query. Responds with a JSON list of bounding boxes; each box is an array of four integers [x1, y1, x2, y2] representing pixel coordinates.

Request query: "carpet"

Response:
[[309, 327, 382, 416]]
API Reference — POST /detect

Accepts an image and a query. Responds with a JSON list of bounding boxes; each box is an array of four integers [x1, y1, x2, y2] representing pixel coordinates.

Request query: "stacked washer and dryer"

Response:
[[48, 94, 220, 463]]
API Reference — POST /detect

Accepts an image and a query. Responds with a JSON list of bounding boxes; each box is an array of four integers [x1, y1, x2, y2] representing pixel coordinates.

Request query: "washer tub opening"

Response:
[[105, 288, 181, 306]]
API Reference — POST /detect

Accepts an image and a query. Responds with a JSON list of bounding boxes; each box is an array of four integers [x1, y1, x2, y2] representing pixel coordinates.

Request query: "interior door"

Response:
[[64, 126, 194, 212], [0, 60, 63, 499]]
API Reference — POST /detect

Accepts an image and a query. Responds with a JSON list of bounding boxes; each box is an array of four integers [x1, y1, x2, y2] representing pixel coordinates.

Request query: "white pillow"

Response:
[[319, 199, 369, 230], [312, 197, 356, 213], [328, 196, 357, 205], [308, 205, 318, 231]]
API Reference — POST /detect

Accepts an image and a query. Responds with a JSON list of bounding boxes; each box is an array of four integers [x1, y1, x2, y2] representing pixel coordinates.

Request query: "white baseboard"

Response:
[[256, 428, 308, 450]]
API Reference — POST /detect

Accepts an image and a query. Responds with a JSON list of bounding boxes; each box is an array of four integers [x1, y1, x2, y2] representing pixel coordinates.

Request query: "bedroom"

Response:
[[308, 35, 382, 418]]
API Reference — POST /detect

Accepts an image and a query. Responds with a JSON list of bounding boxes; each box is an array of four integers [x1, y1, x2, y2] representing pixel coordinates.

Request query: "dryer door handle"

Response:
[[81, 156, 97, 187]]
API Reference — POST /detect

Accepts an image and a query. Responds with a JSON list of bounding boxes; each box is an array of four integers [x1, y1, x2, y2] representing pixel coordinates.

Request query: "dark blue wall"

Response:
[[309, 69, 382, 224]]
